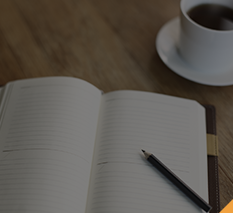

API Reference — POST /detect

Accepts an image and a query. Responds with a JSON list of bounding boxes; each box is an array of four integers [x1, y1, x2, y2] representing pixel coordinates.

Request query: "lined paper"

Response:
[[0, 150, 89, 213], [87, 91, 208, 213], [0, 77, 101, 213]]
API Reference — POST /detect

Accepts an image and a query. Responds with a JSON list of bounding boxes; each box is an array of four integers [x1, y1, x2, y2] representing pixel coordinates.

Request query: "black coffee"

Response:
[[187, 4, 233, 30]]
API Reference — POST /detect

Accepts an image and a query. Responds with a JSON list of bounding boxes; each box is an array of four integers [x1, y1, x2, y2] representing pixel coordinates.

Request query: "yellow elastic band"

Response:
[[206, 134, 218, 156]]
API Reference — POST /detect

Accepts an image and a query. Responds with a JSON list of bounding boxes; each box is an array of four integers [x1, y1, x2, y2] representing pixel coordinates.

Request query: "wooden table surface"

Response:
[[0, 0, 232, 210]]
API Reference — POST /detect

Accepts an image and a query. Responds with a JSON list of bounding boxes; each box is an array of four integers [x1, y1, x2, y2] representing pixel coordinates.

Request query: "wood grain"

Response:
[[0, 0, 232, 210]]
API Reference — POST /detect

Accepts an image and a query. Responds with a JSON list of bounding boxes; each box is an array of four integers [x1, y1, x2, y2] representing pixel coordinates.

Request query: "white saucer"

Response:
[[156, 17, 233, 86]]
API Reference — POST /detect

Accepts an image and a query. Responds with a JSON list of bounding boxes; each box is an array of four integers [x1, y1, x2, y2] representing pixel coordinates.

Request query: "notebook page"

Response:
[[87, 90, 208, 213], [0, 77, 101, 213]]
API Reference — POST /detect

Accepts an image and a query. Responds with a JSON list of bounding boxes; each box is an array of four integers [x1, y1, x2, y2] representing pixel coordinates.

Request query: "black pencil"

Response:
[[141, 149, 212, 212]]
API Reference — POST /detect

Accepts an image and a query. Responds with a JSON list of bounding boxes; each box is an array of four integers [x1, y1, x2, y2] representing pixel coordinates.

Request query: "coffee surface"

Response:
[[187, 4, 233, 30]]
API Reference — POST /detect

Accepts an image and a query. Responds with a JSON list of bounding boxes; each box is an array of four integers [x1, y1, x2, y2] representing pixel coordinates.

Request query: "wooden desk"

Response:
[[0, 0, 232, 210]]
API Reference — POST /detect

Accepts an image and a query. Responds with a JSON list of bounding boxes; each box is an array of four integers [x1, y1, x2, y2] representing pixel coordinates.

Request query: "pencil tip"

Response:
[[141, 149, 145, 153]]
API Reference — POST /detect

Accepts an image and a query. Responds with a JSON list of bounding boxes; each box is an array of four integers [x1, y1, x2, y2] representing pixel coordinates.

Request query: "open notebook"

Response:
[[0, 77, 219, 213]]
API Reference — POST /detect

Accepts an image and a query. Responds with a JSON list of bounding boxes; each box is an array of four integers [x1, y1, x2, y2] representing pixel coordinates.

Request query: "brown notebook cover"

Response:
[[204, 105, 220, 213]]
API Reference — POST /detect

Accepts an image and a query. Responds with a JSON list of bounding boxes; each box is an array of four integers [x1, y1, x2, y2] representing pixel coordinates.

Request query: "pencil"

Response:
[[141, 149, 212, 212]]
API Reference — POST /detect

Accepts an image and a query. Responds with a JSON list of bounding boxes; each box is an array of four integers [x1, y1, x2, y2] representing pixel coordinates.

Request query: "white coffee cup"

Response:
[[178, 0, 233, 73]]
